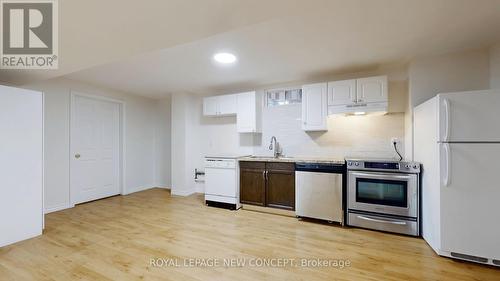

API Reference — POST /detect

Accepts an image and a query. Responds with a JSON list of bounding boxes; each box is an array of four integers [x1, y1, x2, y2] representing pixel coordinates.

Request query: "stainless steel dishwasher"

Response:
[[295, 162, 345, 224]]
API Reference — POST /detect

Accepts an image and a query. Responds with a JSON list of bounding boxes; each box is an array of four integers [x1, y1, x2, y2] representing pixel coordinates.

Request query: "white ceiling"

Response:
[[4, 0, 500, 98], [0, 0, 299, 85]]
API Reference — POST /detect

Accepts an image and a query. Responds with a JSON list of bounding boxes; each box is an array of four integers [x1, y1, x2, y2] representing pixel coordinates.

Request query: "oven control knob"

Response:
[[405, 164, 411, 169], [354, 162, 359, 166], [413, 164, 419, 169], [347, 162, 352, 166]]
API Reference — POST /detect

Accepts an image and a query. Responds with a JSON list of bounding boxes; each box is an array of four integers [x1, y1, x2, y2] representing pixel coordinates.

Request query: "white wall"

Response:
[[23, 78, 169, 213], [154, 98, 172, 188], [490, 44, 500, 89], [409, 48, 490, 107], [170, 93, 190, 196], [170, 92, 256, 195], [192, 96, 256, 193], [405, 48, 491, 159]]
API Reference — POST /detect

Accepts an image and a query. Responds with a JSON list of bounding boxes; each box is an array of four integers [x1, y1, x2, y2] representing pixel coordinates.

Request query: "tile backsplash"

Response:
[[252, 104, 405, 160]]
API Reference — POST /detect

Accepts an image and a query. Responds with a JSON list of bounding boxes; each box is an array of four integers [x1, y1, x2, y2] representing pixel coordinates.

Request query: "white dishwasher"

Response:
[[204, 157, 241, 210], [295, 163, 345, 224]]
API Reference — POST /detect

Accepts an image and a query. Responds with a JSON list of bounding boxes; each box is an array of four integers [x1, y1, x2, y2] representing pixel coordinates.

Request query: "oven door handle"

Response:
[[357, 215, 408, 225], [351, 172, 412, 180]]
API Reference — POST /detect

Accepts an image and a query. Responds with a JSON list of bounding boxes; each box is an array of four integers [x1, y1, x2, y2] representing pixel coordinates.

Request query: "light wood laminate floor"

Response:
[[1, 188, 499, 281]]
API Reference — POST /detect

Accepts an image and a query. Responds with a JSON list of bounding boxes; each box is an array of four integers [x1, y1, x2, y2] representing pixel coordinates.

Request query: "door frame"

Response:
[[69, 91, 126, 206]]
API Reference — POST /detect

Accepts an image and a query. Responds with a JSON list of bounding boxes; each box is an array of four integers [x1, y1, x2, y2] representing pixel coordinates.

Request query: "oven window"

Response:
[[356, 178, 407, 207]]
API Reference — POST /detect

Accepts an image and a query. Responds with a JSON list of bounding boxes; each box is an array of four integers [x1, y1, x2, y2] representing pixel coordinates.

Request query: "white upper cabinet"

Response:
[[356, 76, 388, 103], [217, 94, 238, 115], [327, 75, 388, 115], [203, 96, 218, 116], [237, 91, 262, 133], [203, 94, 237, 116], [302, 83, 328, 131], [327, 79, 356, 106]]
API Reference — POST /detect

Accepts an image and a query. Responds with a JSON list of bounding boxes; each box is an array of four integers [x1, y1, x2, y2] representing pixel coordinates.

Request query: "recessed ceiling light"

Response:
[[353, 112, 366, 116], [213, 52, 237, 64]]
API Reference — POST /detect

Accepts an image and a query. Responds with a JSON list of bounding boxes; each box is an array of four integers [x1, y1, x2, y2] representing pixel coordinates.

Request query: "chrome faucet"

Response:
[[269, 136, 282, 158]]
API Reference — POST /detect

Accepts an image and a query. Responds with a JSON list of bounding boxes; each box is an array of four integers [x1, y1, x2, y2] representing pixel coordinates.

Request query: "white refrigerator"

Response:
[[414, 90, 500, 266], [0, 85, 44, 247]]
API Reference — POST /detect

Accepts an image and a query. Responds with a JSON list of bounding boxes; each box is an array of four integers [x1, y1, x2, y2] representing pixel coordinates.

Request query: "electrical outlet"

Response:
[[391, 137, 400, 145], [391, 137, 403, 160]]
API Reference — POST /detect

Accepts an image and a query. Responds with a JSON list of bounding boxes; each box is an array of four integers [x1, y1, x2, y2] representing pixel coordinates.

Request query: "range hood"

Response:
[[328, 101, 388, 116]]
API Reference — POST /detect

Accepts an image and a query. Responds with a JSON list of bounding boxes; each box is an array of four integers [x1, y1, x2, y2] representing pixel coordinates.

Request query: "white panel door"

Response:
[[438, 91, 500, 142], [203, 96, 218, 116], [439, 143, 500, 259], [356, 76, 387, 103], [327, 79, 356, 106], [302, 83, 328, 131], [217, 94, 238, 116], [0, 85, 43, 247], [71, 95, 120, 204]]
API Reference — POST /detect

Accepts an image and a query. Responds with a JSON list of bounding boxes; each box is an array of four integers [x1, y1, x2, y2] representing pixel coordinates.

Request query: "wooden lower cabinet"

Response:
[[240, 162, 266, 206], [266, 170, 295, 210], [240, 161, 295, 210]]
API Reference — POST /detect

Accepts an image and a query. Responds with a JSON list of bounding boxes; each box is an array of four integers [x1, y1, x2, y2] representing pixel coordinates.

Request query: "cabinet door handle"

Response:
[[265, 170, 269, 181], [357, 215, 407, 225], [262, 170, 266, 181], [443, 98, 450, 142]]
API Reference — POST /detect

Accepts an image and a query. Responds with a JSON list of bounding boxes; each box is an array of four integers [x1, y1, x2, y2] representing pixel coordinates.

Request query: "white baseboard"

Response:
[[124, 185, 157, 195], [44, 202, 73, 214]]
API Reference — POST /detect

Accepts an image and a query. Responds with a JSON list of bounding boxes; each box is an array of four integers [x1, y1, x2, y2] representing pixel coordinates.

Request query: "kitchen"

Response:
[[176, 72, 407, 194], [1, 1, 500, 280], [192, 68, 499, 264], [200, 74, 402, 207]]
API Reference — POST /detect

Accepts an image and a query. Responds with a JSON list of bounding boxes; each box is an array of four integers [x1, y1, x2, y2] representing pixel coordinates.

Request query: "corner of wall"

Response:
[[489, 43, 500, 89], [406, 47, 493, 159]]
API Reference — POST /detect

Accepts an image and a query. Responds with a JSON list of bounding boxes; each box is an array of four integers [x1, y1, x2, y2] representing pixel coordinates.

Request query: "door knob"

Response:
[[75, 153, 81, 159]]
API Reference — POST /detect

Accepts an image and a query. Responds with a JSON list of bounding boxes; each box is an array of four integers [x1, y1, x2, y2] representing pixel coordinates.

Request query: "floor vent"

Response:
[[493, 260, 500, 266], [451, 252, 488, 263]]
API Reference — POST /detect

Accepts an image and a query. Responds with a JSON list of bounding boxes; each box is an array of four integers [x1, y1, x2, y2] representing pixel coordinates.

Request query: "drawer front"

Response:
[[266, 162, 295, 171], [239, 161, 266, 169], [348, 212, 418, 236]]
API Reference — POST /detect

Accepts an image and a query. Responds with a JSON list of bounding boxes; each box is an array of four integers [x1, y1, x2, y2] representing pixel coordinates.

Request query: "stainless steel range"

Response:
[[346, 158, 421, 236]]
